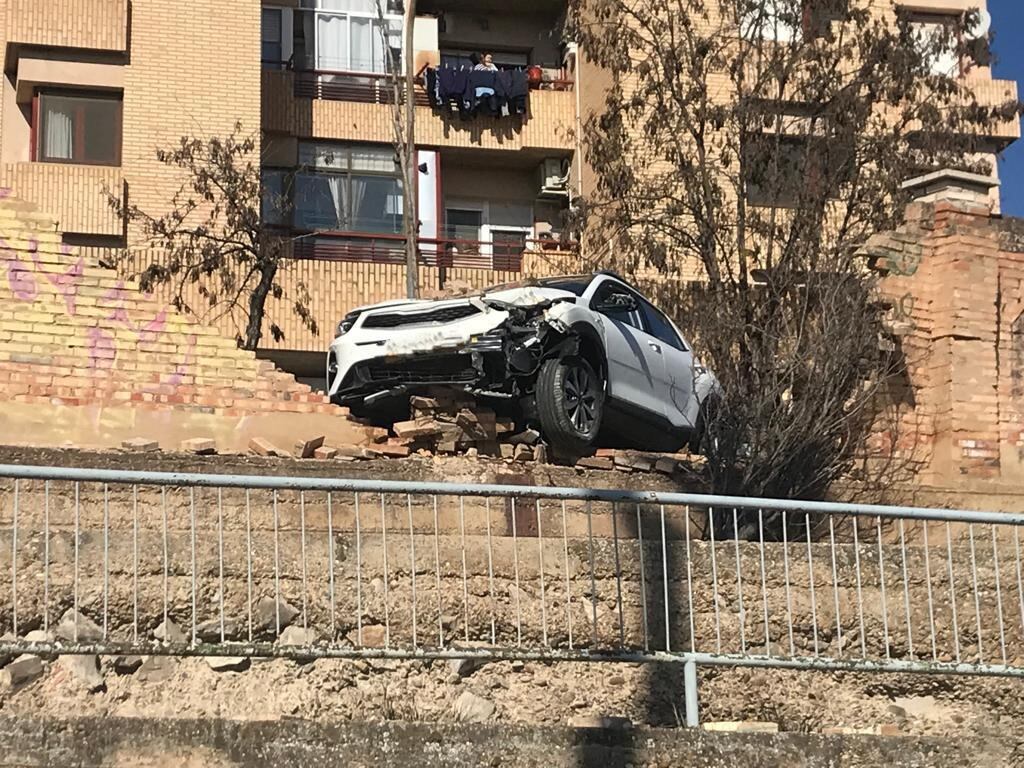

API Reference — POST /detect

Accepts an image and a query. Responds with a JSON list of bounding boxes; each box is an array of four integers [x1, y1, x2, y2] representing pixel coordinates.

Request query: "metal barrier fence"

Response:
[[1, 464, 1024, 726]]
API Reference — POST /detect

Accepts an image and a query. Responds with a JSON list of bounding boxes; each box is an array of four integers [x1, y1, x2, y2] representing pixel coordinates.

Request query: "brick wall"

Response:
[[0, 189, 375, 451], [867, 191, 1024, 488]]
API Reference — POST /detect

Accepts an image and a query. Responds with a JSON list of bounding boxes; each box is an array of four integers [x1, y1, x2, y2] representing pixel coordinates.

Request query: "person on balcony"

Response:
[[474, 52, 498, 72]]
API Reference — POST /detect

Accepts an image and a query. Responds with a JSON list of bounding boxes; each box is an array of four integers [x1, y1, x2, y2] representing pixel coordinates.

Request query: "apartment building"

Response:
[[0, 0, 1018, 378]]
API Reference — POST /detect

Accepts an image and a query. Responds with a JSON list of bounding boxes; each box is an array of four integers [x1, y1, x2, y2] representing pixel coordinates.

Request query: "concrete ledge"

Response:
[[0, 716, 1000, 767]]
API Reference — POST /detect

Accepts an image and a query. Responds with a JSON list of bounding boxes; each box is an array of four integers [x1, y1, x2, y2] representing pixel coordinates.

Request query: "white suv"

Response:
[[327, 272, 719, 460]]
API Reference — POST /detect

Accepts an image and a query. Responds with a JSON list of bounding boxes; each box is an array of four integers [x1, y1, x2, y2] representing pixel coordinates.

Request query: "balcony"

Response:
[[966, 77, 1020, 144], [292, 230, 576, 272], [4, 0, 129, 53], [0, 162, 124, 236]]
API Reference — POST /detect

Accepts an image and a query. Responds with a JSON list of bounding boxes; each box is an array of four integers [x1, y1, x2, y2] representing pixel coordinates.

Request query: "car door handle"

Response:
[[647, 341, 661, 353]]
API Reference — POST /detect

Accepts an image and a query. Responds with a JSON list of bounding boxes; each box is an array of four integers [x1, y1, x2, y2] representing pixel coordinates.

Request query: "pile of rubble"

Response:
[[391, 391, 546, 462]]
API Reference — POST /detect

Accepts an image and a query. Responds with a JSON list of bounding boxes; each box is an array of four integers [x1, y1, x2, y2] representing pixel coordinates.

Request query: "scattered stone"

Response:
[[510, 660, 525, 672], [595, 448, 616, 459], [1, 654, 43, 687], [577, 456, 614, 471], [393, 420, 443, 439], [437, 440, 457, 454], [507, 428, 541, 446], [313, 446, 339, 460], [703, 721, 779, 734], [294, 435, 326, 459], [500, 444, 515, 460], [0, 632, 14, 667], [570, 715, 633, 730], [533, 444, 549, 463], [153, 619, 186, 645], [22, 630, 55, 660], [876, 724, 902, 737], [607, 675, 626, 687], [335, 445, 372, 459], [181, 438, 217, 455], [195, 617, 245, 642], [137, 656, 177, 683], [206, 656, 251, 673], [249, 437, 285, 457], [56, 609, 103, 642], [410, 396, 440, 411], [378, 444, 412, 458], [256, 597, 300, 631], [59, 655, 105, 692], [448, 642, 494, 677], [121, 437, 159, 452], [453, 690, 496, 723], [513, 445, 534, 462], [278, 626, 319, 646], [112, 655, 144, 675], [465, 447, 479, 459], [887, 703, 908, 720], [346, 625, 387, 648]]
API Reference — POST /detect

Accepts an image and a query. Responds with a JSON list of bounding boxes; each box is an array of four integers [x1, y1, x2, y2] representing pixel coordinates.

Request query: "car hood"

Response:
[[348, 285, 578, 316]]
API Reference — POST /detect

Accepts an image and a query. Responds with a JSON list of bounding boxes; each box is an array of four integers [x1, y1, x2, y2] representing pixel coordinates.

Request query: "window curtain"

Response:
[[349, 176, 368, 228], [327, 175, 347, 229], [44, 103, 73, 161], [317, 12, 347, 72]]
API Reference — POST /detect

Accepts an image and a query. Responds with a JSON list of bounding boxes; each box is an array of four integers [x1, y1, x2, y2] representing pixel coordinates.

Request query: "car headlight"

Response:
[[336, 311, 361, 337]]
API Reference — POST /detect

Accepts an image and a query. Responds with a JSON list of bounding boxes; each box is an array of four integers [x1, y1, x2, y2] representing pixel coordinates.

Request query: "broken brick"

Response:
[[455, 409, 494, 441], [437, 440, 458, 454], [595, 448, 616, 459], [313, 446, 339, 460], [500, 444, 515, 459], [508, 428, 540, 446], [614, 451, 655, 472], [181, 438, 216, 455], [655, 457, 678, 474], [409, 396, 439, 411], [513, 445, 534, 462], [495, 418, 516, 435], [249, 437, 284, 457], [293, 435, 326, 459], [577, 456, 614, 471], [533, 445, 549, 464], [393, 420, 444, 439], [378, 444, 411, 458], [121, 438, 159, 452]]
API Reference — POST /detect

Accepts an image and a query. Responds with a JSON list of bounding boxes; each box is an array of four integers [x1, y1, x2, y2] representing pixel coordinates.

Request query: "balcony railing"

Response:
[[291, 230, 574, 272], [266, 62, 574, 106]]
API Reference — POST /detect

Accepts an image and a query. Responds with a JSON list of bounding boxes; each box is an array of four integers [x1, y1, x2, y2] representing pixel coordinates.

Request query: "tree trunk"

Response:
[[243, 262, 278, 351]]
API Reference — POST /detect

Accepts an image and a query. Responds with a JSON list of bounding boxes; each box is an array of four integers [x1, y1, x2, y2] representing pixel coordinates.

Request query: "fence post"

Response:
[[684, 658, 699, 728]]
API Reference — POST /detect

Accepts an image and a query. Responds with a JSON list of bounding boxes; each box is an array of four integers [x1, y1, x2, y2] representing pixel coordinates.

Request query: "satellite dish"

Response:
[[966, 8, 991, 40]]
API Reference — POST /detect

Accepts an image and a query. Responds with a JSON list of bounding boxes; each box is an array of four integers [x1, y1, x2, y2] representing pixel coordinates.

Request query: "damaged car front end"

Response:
[[327, 287, 582, 417]]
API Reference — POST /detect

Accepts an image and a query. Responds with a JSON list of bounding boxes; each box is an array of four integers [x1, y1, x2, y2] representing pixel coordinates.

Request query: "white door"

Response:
[[589, 279, 666, 419]]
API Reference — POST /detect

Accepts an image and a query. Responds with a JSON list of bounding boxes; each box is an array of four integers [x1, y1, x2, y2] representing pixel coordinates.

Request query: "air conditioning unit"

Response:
[[538, 158, 570, 199]]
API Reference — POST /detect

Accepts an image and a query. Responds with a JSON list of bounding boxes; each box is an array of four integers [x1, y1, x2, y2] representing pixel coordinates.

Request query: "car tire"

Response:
[[536, 355, 604, 463]]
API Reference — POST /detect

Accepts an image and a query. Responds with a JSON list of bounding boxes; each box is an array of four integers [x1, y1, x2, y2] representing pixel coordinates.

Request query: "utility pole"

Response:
[[402, 0, 418, 299]]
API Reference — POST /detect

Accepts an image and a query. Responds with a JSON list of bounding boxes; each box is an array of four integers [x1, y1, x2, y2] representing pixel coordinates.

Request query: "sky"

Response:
[[990, 0, 1024, 216]]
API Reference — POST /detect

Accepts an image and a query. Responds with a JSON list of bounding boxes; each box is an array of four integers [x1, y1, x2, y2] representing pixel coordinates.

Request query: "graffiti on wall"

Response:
[[0, 236, 197, 387]]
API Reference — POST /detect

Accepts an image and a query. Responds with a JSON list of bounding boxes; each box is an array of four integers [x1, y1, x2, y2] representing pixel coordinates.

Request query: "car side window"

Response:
[[641, 299, 687, 351], [591, 282, 646, 333]]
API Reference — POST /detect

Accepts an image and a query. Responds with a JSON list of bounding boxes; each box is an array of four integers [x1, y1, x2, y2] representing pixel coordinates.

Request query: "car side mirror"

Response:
[[596, 293, 638, 313]]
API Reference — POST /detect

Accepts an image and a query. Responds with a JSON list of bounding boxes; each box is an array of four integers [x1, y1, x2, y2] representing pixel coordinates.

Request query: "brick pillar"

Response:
[[899, 170, 1002, 481]]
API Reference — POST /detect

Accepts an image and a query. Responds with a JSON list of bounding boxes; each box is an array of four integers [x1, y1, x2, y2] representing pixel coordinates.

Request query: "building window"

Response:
[[262, 8, 284, 67], [743, 133, 853, 208], [35, 92, 122, 166], [294, 141, 403, 233], [741, 0, 849, 42], [262, 168, 291, 226], [298, 0, 402, 74], [907, 12, 962, 77]]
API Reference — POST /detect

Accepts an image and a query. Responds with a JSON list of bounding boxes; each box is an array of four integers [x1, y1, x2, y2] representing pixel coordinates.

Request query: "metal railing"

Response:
[[2, 464, 1023, 726], [293, 230, 573, 271]]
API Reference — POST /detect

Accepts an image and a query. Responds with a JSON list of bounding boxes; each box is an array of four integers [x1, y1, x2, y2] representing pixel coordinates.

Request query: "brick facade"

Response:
[[0, 187, 375, 451]]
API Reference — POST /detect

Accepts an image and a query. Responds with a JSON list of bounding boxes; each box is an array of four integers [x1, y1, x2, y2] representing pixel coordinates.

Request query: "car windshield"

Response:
[[485, 275, 593, 297]]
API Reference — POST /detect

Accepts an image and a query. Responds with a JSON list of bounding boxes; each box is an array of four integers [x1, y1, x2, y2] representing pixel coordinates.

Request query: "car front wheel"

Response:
[[536, 355, 604, 463]]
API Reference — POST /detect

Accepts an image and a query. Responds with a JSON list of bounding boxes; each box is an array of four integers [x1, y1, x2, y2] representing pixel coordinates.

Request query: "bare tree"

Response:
[[571, 0, 1019, 501], [108, 123, 317, 350]]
